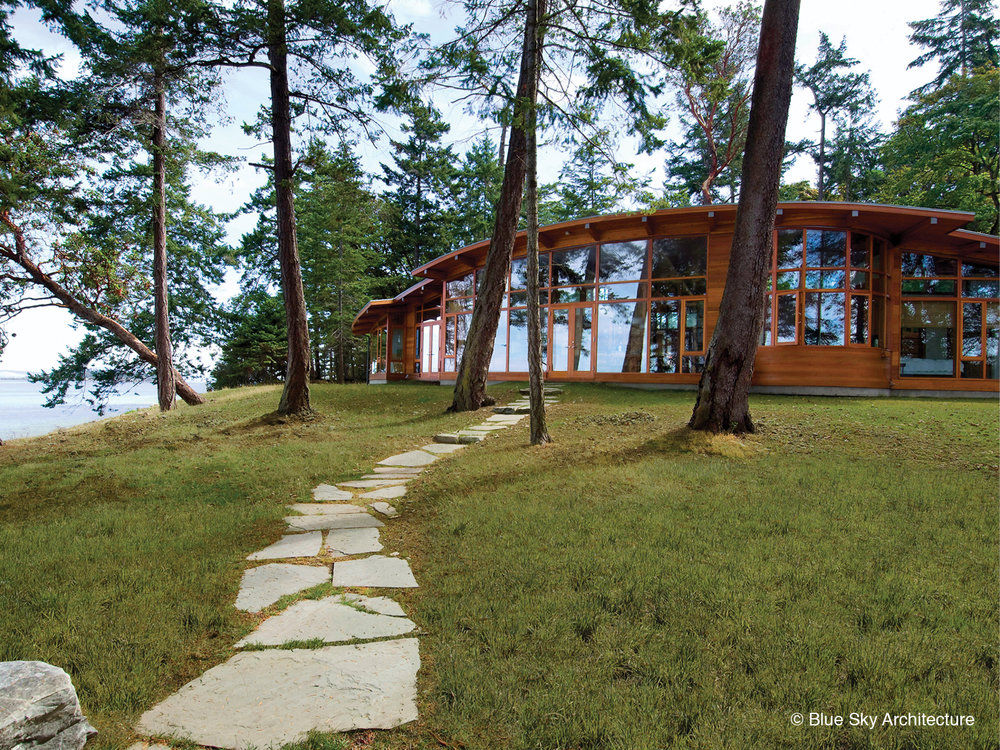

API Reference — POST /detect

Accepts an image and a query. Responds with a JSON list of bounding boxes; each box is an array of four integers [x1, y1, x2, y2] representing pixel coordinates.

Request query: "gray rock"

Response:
[[332, 556, 418, 588], [286, 503, 364, 516], [368, 502, 398, 518], [338, 479, 409, 489], [247, 531, 322, 561], [371, 466, 422, 475], [235, 596, 416, 647], [311, 484, 353, 502], [360, 484, 407, 500], [486, 414, 525, 422], [341, 593, 407, 617], [361, 474, 415, 480], [377, 450, 438, 467], [432, 433, 461, 443], [493, 406, 529, 414], [324, 527, 383, 556], [419, 443, 465, 455], [234, 564, 331, 612], [465, 424, 508, 431], [0, 661, 96, 750], [137, 640, 419, 748], [286, 513, 383, 532]]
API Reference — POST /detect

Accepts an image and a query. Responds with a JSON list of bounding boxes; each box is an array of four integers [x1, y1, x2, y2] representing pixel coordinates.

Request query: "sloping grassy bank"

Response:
[[382, 386, 997, 750], [0, 383, 469, 749]]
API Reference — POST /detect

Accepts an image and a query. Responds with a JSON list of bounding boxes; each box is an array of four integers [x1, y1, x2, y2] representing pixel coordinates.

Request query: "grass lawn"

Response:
[[0, 382, 995, 750]]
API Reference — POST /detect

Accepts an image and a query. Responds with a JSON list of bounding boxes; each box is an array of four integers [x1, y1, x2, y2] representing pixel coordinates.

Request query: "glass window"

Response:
[[508, 309, 529, 371], [596, 302, 648, 373], [872, 239, 885, 272], [850, 271, 869, 290], [900, 301, 955, 377], [776, 229, 803, 268], [444, 358, 455, 372], [776, 294, 797, 343], [446, 296, 474, 312], [850, 295, 868, 344], [573, 308, 592, 372], [962, 303, 982, 357], [649, 301, 680, 373], [600, 241, 647, 282], [850, 233, 870, 267], [685, 300, 704, 352], [987, 303, 999, 378], [901, 253, 957, 277], [598, 281, 647, 301], [551, 246, 597, 286], [804, 292, 845, 345], [651, 236, 707, 278], [963, 261, 999, 277], [445, 317, 455, 355], [776, 271, 800, 290], [551, 286, 594, 303], [760, 296, 773, 345], [963, 279, 1000, 298], [490, 311, 508, 372], [902, 278, 957, 296], [805, 230, 846, 267], [455, 313, 470, 360], [447, 273, 475, 298], [390, 329, 404, 359], [806, 270, 845, 289], [511, 255, 548, 290], [681, 356, 705, 373], [651, 278, 707, 297]]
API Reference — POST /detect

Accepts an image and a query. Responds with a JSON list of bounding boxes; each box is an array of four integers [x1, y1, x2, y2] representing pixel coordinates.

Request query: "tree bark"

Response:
[[1, 211, 205, 405], [524, 0, 549, 445], [151, 61, 175, 412], [449, 0, 545, 412], [689, 0, 800, 434], [268, 0, 312, 415]]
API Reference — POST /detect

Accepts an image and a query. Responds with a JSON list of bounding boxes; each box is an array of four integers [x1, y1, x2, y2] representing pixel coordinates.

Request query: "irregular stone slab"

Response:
[[361, 484, 407, 500], [371, 466, 422, 475], [342, 593, 407, 617], [312, 484, 353, 502], [127, 743, 172, 750], [338, 479, 409, 489], [286, 513, 384, 532], [458, 430, 492, 438], [332, 556, 419, 588], [0, 661, 96, 750], [248, 531, 322, 561], [369, 501, 398, 517], [235, 596, 416, 647], [378, 450, 438, 467], [493, 406, 529, 414], [325, 527, 383, 556], [361, 474, 416, 480], [234, 564, 331, 612], [466, 424, 508, 430], [137, 640, 419, 748], [433, 433, 461, 444], [519, 387, 562, 395], [486, 414, 525, 422], [287, 503, 365, 516], [420, 443, 466, 454]]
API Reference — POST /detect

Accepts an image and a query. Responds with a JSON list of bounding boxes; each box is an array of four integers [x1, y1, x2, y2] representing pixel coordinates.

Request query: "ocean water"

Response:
[[0, 377, 207, 440]]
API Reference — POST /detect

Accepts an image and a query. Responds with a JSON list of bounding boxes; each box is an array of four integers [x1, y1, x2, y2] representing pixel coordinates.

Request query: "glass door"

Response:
[[548, 305, 592, 375]]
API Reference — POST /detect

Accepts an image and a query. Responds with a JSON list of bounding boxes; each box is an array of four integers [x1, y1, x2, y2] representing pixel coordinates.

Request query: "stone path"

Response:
[[133, 387, 561, 749]]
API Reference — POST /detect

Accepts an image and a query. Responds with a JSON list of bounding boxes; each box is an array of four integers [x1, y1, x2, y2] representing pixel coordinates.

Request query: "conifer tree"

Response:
[[908, 0, 999, 91]]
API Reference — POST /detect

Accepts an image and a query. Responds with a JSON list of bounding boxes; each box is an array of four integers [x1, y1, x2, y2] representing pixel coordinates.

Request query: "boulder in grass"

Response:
[[0, 661, 96, 749]]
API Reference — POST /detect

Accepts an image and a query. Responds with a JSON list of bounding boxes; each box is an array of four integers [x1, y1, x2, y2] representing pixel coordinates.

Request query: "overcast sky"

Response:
[[4, 0, 945, 373]]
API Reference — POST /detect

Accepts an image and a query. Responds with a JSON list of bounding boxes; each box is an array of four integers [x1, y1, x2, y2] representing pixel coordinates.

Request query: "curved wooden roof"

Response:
[[353, 202, 997, 334]]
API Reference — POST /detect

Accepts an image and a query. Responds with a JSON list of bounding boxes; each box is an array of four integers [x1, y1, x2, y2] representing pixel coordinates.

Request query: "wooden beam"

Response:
[[583, 222, 601, 242], [641, 215, 654, 237], [890, 216, 938, 247]]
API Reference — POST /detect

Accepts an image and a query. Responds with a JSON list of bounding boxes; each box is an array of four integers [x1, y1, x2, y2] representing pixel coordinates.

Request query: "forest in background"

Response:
[[1, 0, 996, 411]]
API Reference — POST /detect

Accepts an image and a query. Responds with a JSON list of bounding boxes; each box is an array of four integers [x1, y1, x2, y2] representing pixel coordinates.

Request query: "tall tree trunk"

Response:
[[151, 60, 175, 412], [337, 242, 346, 384], [816, 110, 826, 200], [498, 119, 508, 167], [524, 0, 549, 445], [450, 0, 545, 412], [268, 0, 312, 415], [689, 0, 800, 434], [1, 211, 205, 405]]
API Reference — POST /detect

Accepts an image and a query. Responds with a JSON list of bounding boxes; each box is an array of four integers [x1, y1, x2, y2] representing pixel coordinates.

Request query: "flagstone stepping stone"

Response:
[[342, 592, 407, 617], [312, 484, 353, 502], [378, 450, 438, 467], [486, 414, 525, 422], [287, 513, 384, 532], [332, 556, 418, 588], [369, 501, 398, 517], [361, 484, 408, 500], [371, 466, 423, 475], [361, 473, 415, 480], [519, 387, 562, 395], [137, 640, 419, 748], [420, 442, 466, 454], [457, 430, 493, 438], [338, 478, 410, 489], [325, 527, 383, 556], [247, 531, 322, 561], [493, 406, 530, 414], [287, 503, 364, 515], [235, 564, 331, 613], [466, 424, 508, 431], [235, 596, 416, 647]]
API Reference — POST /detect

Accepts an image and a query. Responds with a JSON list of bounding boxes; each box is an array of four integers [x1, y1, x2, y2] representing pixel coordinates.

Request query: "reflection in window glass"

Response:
[[776, 229, 803, 268], [962, 303, 982, 357], [776, 271, 799, 290], [596, 302, 648, 373], [573, 308, 592, 372], [902, 279, 957, 296], [685, 301, 704, 351], [551, 246, 597, 286], [987, 303, 999, 378], [508, 310, 528, 371], [600, 241, 647, 282], [651, 236, 707, 278], [455, 313, 470, 361], [805, 230, 846, 267], [551, 286, 594, 303], [777, 294, 797, 343], [444, 358, 455, 372], [390, 361, 404, 374], [510, 255, 547, 290], [873, 239, 885, 272], [850, 271, 869, 290], [963, 261, 999, 277], [901, 253, 958, 277], [760, 296, 772, 345], [681, 356, 705, 373], [445, 317, 455, 355], [850, 295, 868, 344], [447, 273, 474, 298], [850, 233, 870, 267], [649, 301, 680, 373], [963, 279, 1000, 298], [900, 301, 955, 377], [598, 281, 647, 300], [805, 270, 845, 289], [490, 311, 507, 372], [446, 297, 474, 312], [391, 329, 404, 359], [804, 292, 845, 345], [651, 278, 707, 297]]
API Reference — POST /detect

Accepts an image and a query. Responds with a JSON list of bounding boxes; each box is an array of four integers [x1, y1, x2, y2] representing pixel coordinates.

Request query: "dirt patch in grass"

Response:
[[647, 426, 764, 459]]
